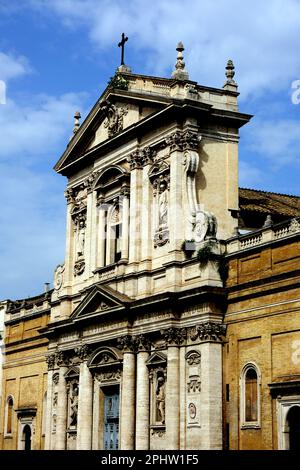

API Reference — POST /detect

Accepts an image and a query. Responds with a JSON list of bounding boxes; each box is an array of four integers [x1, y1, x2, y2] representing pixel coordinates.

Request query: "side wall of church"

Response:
[[0, 308, 49, 450], [224, 231, 300, 449]]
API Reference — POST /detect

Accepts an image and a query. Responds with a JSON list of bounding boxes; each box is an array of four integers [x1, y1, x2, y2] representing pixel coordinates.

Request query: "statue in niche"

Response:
[[69, 383, 79, 427], [76, 218, 85, 258], [156, 375, 166, 424], [158, 181, 168, 229]]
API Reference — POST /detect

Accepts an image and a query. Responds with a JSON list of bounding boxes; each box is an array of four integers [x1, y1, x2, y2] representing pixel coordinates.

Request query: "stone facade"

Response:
[[0, 293, 50, 450], [0, 44, 299, 450], [224, 219, 300, 450]]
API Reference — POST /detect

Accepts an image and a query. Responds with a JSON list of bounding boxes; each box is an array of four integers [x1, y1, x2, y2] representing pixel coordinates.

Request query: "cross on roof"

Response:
[[118, 33, 128, 66]]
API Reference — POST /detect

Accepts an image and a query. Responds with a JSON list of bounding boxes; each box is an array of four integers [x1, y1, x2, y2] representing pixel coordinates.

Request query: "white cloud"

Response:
[[0, 92, 88, 160], [28, 0, 300, 99], [239, 160, 263, 188], [0, 51, 31, 82], [244, 119, 300, 168], [0, 90, 89, 299]]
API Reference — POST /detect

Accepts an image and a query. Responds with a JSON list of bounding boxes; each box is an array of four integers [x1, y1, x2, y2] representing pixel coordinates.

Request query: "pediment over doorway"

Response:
[[70, 284, 132, 321]]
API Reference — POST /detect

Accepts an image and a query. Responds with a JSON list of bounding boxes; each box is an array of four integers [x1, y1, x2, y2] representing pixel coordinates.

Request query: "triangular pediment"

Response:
[[146, 351, 167, 367], [54, 73, 172, 176], [71, 284, 132, 321]]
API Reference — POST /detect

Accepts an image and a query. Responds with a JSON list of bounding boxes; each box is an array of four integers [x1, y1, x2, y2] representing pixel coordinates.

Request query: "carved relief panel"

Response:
[[185, 349, 201, 427], [52, 373, 59, 435]]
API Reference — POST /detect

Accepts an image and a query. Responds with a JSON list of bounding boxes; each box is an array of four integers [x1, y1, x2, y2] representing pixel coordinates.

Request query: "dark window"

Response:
[[245, 368, 258, 422], [6, 397, 13, 434], [226, 384, 230, 402]]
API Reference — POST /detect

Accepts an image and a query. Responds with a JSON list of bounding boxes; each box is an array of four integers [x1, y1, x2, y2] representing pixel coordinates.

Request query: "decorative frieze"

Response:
[[161, 327, 186, 346], [95, 369, 122, 383], [189, 322, 227, 342]]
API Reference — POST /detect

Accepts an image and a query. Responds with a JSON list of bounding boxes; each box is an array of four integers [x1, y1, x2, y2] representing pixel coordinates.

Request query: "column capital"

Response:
[[56, 350, 72, 367], [135, 334, 151, 352], [128, 150, 143, 170], [165, 129, 199, 152], [46, 353, 56, 370], [64, 188, 75, 204], [117, 334, 137, 352], [189, 321, 227, 342], [128, 147, 156, 170], [75, 344, 91, 362], [161, 327, 186, 346]]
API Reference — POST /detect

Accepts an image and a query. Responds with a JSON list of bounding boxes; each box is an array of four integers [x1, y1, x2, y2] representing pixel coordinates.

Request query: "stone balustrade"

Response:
[[227, 217, 300, 254]]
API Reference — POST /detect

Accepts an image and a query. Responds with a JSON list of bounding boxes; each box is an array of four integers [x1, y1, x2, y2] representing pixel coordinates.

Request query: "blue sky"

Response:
[[1, 0, 300, 299]]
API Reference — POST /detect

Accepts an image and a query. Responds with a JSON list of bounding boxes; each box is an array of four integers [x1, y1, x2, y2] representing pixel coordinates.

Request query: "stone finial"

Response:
[[172, 42, 189, 81], [223, 59, 238, 90], [73, 111, 81, 135], [263, 214, 273, 228]]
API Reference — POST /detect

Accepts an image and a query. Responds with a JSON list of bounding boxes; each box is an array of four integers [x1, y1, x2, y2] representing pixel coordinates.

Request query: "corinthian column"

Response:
[[118, 335, 136, 449], [162, 327, 186, 450], [135, 335, 151, 449], [76, 345, 93, 450], [121, 187, 130, 262], [55, 355, 68, 450], [97, 197, 106, 267], [44, 354, 56, 450], [128, 151, 143, 264]]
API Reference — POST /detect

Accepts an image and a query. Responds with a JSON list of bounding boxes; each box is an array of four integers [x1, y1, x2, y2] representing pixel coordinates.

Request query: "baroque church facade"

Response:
[[1, 42, 300, 451]]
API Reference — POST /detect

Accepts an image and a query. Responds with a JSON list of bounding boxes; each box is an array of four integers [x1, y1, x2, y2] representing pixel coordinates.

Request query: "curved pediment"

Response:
[[88, 346, 122, 368], [94, 165, 129, 192]]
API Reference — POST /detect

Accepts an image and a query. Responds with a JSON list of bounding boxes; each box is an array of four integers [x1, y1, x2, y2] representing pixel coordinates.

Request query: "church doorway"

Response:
[[287, 406, 300, 450], [23, 424, 32, 450], [103, 390, 119, 450]]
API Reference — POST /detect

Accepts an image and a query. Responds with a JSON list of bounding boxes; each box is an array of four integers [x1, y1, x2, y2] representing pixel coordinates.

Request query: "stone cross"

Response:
[[118, 33, 128, 65]]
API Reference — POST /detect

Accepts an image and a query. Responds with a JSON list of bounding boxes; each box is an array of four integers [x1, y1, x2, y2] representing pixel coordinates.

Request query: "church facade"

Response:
[[0, 43, 299, 450]]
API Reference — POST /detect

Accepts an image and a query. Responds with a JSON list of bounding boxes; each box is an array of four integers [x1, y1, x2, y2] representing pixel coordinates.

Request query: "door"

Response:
[[23, 424, 32, 450], [287, 406, 300, 450], [104, 392, 119, 450]]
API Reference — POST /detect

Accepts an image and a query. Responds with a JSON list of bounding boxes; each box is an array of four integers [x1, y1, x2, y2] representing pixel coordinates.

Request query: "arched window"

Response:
[[5, 395, 14, 435], [240, 363, 261, 428], [106, 204, 122, 265], [94, 165, 129, 268]]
